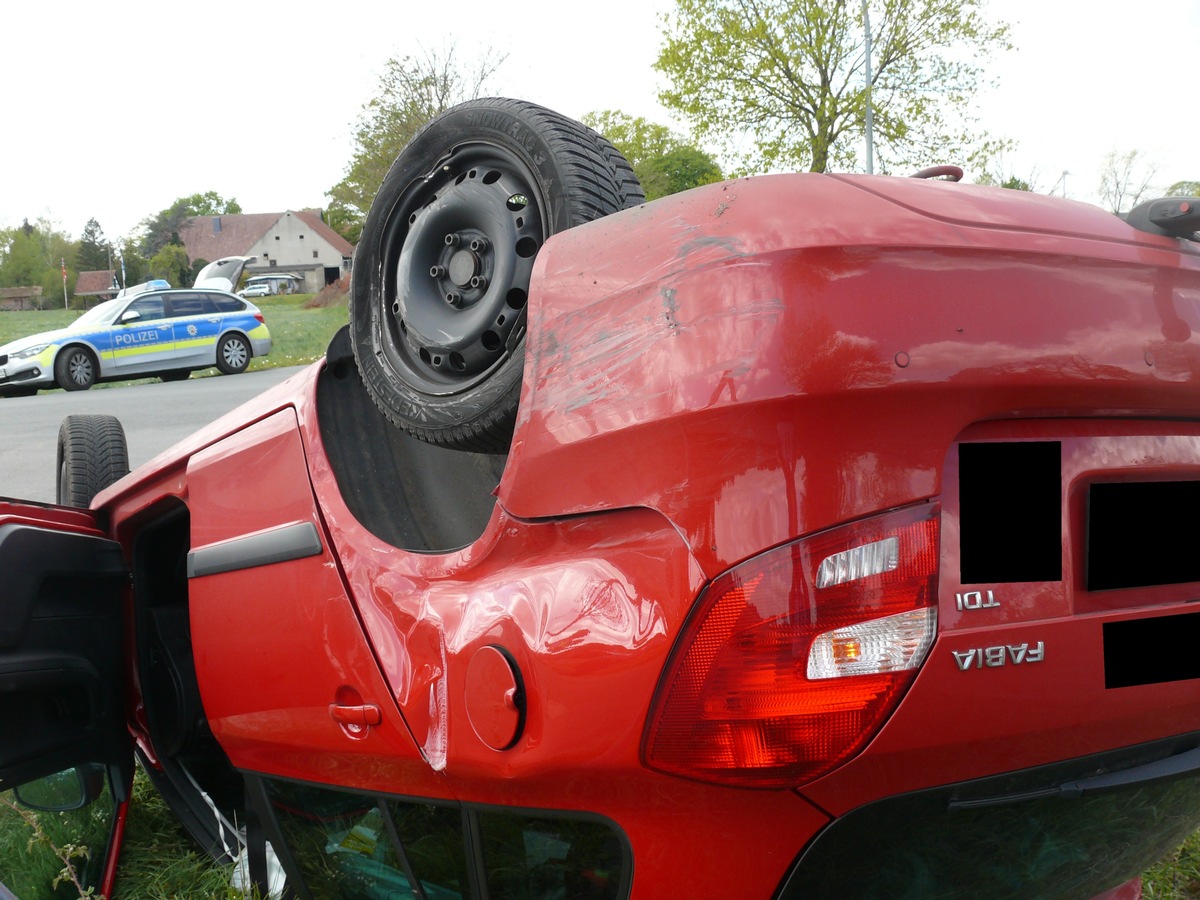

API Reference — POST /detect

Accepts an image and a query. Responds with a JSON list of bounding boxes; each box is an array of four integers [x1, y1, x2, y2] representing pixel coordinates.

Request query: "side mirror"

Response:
[[13, 764, 105, 811], [119, 310, 142, 324]]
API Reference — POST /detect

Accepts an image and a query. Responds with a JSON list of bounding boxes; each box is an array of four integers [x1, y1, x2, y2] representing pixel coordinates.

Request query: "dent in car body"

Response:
[[501, 175, 1200, 578]]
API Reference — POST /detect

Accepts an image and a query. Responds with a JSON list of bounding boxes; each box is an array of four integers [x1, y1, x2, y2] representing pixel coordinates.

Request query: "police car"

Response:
[[0, 257, 272, 394]]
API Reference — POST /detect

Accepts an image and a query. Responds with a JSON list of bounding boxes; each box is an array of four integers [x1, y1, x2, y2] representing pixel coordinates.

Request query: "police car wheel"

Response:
[[350, 97, 644, 452], [216, 334, 250, 375], [56, 414, 130, 508], [54, 345, 97, 391]]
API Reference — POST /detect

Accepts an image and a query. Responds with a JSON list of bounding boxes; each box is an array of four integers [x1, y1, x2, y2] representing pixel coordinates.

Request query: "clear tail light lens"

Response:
[[642, 504, 939, 788]]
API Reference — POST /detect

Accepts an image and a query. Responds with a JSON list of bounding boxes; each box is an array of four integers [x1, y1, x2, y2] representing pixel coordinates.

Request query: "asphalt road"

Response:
[[0, 367, 306, 503]]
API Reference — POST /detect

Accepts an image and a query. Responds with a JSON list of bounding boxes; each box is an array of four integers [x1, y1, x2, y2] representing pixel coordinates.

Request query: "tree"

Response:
[[138, 192, 242, 257], [0, 218, 77, 308], [1098, 150, 1157, 215], [975, 170, 1035, 192], [148, 244, 190, 287], [326, 45, 505, 243], [1167, 181, 1200, 197], [117, 238, 148, 289], [651, 145, 725, 197], [189, 257, 211, 286], [76, 218, 111, 272], [582, 110, 722, 200], [655, 0, 1012, 175]]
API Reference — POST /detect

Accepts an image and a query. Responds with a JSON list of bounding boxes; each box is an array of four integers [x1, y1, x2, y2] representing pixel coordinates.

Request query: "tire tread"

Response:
[[56, 414, 130, 508], [352, 97, 644, 452]]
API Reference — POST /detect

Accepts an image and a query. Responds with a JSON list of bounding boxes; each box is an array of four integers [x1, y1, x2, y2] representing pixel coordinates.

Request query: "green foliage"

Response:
[[138, 192, 242, 257], [975, 172, 1034, 191], [181, 191, 243, 217], [1144, 826, 1200, 897], [189, 257, 210, 285], [75, 219, 110, 273], [655, 0, 1013, 175], [148, 244, 191, 287], [326, 46, 505, 243], [1167, 181, 1200, 197], [0, 219, 76, 309], [118, 238, 148, 289], [0, 787, 110, 897], [582, 110, 722, 200], [650, 144, 724, 197]]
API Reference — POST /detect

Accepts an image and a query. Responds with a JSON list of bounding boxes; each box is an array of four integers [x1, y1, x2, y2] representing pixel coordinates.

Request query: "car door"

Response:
[[108, 292, 176, 375], [166, 292, 222, 367], [0, 501, 131, 789], [183, 409, 448, 799], [0, 500, 134, 895]]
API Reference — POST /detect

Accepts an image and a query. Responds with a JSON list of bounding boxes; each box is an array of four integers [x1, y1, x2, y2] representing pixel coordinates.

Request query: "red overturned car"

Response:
[[4, 98, 1200, 898]]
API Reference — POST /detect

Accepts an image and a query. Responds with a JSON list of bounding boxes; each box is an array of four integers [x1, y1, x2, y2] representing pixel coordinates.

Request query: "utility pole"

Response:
[[863, 1, 874, 174]]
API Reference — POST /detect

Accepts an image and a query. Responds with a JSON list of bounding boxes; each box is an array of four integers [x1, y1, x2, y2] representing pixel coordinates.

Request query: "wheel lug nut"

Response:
[[470, 275, 488, 290], [469, 237, 489, 253], [429, 265, 447, 278], [444, 233, 461, 247], [445, 291, 463, 307]]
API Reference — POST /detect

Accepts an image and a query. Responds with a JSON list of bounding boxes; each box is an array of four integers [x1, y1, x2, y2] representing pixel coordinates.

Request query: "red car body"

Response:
[[4, 173, 1200, 898]]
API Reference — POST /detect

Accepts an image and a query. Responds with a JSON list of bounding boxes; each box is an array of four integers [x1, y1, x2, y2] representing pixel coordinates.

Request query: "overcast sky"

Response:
[[1, 1, 1196, 243]]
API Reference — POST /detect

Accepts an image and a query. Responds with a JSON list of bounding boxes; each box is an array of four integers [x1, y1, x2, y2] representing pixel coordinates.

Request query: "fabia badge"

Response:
[[953, 642, 1045, 671]]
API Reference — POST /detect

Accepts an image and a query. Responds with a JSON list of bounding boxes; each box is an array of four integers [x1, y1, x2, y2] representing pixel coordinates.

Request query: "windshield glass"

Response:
[[68, 299, 122, 332]]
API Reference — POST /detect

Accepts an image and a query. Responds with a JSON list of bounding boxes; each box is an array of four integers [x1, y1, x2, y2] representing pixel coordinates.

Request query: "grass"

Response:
[[1, 768, 242, 898], [1146, 829, 1200, 898], [0, 291, 350, 383], [245, 292, 349, 370]]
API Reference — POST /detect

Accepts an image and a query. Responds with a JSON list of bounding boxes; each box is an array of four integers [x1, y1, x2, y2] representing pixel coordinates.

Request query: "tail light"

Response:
[[643, 504, 939, 788], [254, 313, 265, 324]]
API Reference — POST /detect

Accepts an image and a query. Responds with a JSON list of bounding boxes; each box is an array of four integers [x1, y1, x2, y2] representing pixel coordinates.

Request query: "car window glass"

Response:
[[265, 780, 469, 898], [478, 809, 625, 900], [263, 779, 627, 899], [166, 294, 215, 318], [69, 298, 122, 330], [126, 295, 166, 321], [211, 295, 245, 313]]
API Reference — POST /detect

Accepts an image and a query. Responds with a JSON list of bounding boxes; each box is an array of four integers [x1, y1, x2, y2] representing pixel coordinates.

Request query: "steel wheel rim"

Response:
[[379, 143, 544, 397]]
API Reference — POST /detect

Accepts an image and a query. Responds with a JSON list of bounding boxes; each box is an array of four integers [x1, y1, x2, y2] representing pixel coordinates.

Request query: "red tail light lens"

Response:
[[643, 504, 939, 788], [254, 313, 265, 324]]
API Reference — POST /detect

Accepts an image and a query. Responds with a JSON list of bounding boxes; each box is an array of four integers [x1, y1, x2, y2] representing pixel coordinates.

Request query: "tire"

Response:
[[215, 333, 251, 375], [54, 345, 97, 391], [56, 414, 130, 508], [351, 97, 644, 452], [160, 370, 191, 383]]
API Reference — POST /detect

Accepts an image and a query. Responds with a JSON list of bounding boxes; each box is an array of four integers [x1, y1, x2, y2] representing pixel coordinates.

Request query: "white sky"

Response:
[[1, 0, 1196, 244]]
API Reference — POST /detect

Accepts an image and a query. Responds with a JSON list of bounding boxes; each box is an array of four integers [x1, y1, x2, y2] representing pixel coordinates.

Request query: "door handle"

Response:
[[329, 703, 382, 727]]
